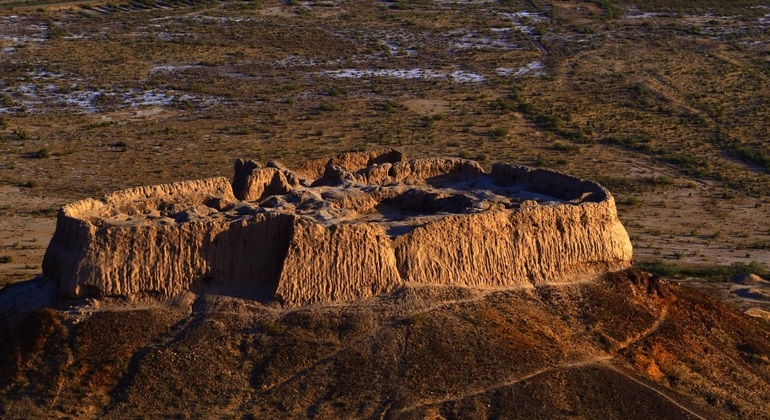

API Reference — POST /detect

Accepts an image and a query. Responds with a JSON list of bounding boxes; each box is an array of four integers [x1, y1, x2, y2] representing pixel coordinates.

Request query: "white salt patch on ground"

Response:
[[451, 71, 485, 83], [192, 15, 258, 23], [382, 41, 401, 55], [322, 68, 484, 83], [150, 65, 202, 74], [452, 29, 521, 50], [324, 68, 444, 79], [496, 61, 543, 77], [500, 11, 548, 34], [498, 11, 548, 53], [127, 90, 174, 107], [1, 83, 217, 114], [624, 12, 668, 19], [0, 35, 47, 43], [62, 91, 102, 112], [31, 71, 61, 80], [276, 55, 323, 67], [433, 0, 494, 3]]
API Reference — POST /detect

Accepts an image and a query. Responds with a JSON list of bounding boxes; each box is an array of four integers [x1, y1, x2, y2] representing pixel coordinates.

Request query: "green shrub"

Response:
[[13, 128, 29, 141], [491, 127, 509, 138]]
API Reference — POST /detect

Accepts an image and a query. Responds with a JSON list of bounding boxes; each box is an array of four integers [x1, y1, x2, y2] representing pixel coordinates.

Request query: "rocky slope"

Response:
[[2, 269, 770, 418], [42, 150, 632, 306]]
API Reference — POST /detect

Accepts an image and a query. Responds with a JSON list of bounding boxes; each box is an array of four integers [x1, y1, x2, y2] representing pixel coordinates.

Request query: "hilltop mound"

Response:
[[3, 152, 770, 419], [41, 150, 632, 306], [2, 269, 770, 418]]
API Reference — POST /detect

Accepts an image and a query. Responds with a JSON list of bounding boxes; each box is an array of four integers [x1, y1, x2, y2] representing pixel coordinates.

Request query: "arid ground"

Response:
[[2, 0, 769, 311], [2, 1, 770, 417]]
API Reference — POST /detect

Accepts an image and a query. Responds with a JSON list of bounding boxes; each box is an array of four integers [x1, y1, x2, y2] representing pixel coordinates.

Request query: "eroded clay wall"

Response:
[[42, 155, 633, 307], [394, 202, 632, 288]]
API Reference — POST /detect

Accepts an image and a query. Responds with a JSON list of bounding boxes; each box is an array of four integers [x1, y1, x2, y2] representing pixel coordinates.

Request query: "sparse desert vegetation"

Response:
[[0, 0, 768, 302], [2, 0, 770, 417]]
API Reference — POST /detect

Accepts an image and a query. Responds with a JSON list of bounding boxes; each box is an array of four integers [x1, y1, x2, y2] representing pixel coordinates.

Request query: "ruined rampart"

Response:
[[42, 150, 633, 306]]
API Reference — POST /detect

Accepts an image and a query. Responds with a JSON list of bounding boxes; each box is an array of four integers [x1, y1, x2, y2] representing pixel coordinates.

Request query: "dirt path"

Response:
[[260, 288, 501, 394], [392, 294, 706, 418], [615, 297, 674, 352], [393, 356, 611, 414], [261, 280, 593, 395], [603, 363, 707, 420]]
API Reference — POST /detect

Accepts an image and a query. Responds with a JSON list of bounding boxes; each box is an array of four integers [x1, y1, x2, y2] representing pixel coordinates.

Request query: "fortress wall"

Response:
[[232, 159, 302, 202], [46, 213, 298, 300], [102, 177, 235, 212], [356, 158, 486, 185], [393, 200, 632, 288], [276, 220, 403, 306], [296, 149, 406, 180], [44, 178, 237, 298], [42, 154, 633, 307], [201, 214, 296, 298], [232, 167, 296, 202], [491, 163, 607, 202]]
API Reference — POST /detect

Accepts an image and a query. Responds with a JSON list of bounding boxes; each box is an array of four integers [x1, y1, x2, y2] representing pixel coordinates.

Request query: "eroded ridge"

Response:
[[42, 150, 633, 306]]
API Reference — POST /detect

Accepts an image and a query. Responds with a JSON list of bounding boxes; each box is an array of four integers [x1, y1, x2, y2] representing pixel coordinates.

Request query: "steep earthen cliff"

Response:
[[42, 151, 633, 306]]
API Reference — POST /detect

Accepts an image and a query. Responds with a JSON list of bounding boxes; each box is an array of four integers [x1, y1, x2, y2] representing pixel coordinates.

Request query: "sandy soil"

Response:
[[403, 99, 452, 116], [0, 185, 61, 287]]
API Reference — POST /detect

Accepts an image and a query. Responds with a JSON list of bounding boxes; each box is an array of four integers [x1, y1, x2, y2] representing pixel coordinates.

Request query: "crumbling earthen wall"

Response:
[[43, 150, 633, 306]]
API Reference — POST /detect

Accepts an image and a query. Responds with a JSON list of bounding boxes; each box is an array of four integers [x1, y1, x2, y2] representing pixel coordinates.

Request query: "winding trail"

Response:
[[392, 294, 706, 419], [603, 363, 707, 420], [615, 296, 675, 352], [392, 356, 610, 415], [261, 287, 504, 394], [262, 279, 616, 397]]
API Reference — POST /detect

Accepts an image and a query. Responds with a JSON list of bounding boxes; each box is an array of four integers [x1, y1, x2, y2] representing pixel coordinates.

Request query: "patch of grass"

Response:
[[533, 114, 561, 131], [617, 196, 642, 206], [12, 128, 28, 141], [261, 319, 286, 336], [534, 155, 549, 166], [589, 0, 622, 20], [638, 259, 769, 279], [380, 100, 401, 112], [551, 142, 580, 153], [491, 96, 518, 112], [29, 207, 59, 217], [490, 127, 509, 138], [733, 145, 770, 171], [0, 94, 12, 108], [596, 176, 674, 193]]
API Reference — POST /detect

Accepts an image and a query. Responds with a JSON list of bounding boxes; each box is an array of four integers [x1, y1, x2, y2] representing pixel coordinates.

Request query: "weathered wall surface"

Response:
[[394, 202, 632, 288], [42, 152, 633, 307], [276, 220, 403, 305]]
